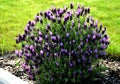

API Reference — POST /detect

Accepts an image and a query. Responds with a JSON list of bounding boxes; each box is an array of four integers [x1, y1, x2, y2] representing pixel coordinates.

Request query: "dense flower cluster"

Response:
[[15, 3, 110, 83]]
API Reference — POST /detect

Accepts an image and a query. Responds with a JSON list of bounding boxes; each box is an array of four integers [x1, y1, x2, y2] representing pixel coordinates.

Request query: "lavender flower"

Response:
[[51, 36, 57, 42], [15, 50, 19, 56], [40, 11, 43, 16], [38, 37, 43, 43], [39, 17, 43, 24], [35, 16, 39, 22], [49, 31, 53, 36], [77, 59, 80, 63], [70, 3, 74, 9], [66, 33, 69, 38], [40, 50, 44, 55], [69, 62, 73, 68], [92, 34, 96, 40], [64, 14, 69, 24], [60, 42, 64, 48], [82, 55, 86, 62], [15, 3, 110, 83], [88, 67, 93, 72], [58, 18, 61, 24], [87, 7, 90, 13], [84, 22, 87, 29]]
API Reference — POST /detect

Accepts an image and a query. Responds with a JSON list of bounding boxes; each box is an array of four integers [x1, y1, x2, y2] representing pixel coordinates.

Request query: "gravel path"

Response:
[[0, 53, 120, 84]]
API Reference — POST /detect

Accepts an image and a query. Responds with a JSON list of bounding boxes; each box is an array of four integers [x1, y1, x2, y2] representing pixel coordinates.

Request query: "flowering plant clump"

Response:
[[15, 3, 110, 83]]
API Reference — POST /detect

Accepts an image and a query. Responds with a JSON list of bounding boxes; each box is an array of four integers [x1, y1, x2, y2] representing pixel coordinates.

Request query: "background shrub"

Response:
[[15, 3, 110, 83]]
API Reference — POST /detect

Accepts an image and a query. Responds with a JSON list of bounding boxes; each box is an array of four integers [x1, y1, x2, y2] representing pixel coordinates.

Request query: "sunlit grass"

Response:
[[0, 0, 120, 58]]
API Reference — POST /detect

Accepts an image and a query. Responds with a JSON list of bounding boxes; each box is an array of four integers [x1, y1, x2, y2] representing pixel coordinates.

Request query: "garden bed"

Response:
[[0, 53, 120, 84]]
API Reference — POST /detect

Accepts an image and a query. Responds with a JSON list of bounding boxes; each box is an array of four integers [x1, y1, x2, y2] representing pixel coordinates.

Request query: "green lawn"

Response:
[[0, 0, 120, 58]]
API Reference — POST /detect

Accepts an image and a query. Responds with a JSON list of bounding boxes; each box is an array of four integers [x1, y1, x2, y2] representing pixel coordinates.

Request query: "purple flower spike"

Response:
[[55, 62, 59, 66], [86, 39, 88, 43], [82, 55, 86, 62], [76, 9, 81, 18], [94, 48, 98, 53], [38, 31, 42, 37], [90, 21, 93, 27], [66, 33, 69, 38], [16, 38, 19, 44], [77, 59, 80, 63], [30, 45, 34, 50], [64, 14, 69, 24], [100, 44, 106, 50], [28, 75, 34, 80], [24, 27, 29, 34], [52, 7, 56, 13], [85, 8, 88, 14], [72, 40, 76, 44], [22, 63, 27, 69], [95, 54, 98, 59], [40, 50, 44, 55], [92, 34, 96, 40], [30, 34, 35, 40], [15, 50, 19, 56], [28, 21, 31, 25], [100, 23, 102, 30], [69, 62, 73, 68], [46, 23, 51, 30], [63, 6, 67, 12], [84, 22, 87, 29], [49, 31, 53, 36], [70, 3, 74, 9], [44, 12, 47, 18], [58, 18, 61, 24], [25, 45, 29, 49], [39, 17, 43, 24], [88, 7, 90, 13], [40, 11, 43, 16], [38, 37, 43, 43], [51, 36, 57, 42], [94, 20, 98, 28], [19, 50, 22, 57], [35, 16, 39, 22], [25, 53, 32, 58], [58, 9, 63, 17], [36, 53, 38, 57], [80, 42, 84, 47], [88, 67, 93, 72], [31, 21, 36, 27], [87, 34, 91, 39], [45, 35, 48, 41], [60, 42, 64, 47], [57, 35, 61, 42], [102, 27, 106, 34], [50, 16, 56, 22], [34, 37, 38, 43], [72, 20, 75, 27]]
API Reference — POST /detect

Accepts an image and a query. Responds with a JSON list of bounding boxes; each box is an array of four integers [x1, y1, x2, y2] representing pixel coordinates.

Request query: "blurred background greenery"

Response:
[[0, 0, 120, 58]]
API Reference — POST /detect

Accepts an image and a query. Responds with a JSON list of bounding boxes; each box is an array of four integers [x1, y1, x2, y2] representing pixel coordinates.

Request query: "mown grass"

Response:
[[0, 0, 120, 58]]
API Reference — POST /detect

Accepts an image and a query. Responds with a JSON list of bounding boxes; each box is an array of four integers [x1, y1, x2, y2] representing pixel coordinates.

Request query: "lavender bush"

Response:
[[15, 3, 110, 83]]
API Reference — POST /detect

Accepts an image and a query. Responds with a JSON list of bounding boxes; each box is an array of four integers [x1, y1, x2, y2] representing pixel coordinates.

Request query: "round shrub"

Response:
[[15, 3, 110, 83]]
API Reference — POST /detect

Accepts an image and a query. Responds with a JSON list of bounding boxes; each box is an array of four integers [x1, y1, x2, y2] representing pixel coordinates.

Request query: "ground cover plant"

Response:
[[15, 3, 110, 83]]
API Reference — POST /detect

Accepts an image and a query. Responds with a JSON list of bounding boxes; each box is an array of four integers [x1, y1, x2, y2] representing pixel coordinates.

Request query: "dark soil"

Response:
[[0, 53, 120, 84]]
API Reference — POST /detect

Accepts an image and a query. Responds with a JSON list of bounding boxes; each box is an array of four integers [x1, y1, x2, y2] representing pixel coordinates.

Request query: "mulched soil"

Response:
[[0, 53, 120, 84]]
